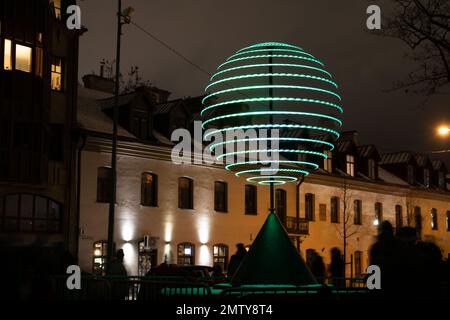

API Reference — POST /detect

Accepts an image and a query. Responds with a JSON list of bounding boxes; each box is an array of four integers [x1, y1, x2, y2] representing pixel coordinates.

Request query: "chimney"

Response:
[[340, 131, 359, 145], [82, 74, 115, 94]]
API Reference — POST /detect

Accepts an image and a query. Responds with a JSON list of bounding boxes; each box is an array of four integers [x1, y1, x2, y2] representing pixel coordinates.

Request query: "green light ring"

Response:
[[202, 111, 343, 128], [216, 149, 327, 161], [237, 42, 303, 53], [236, 168, 310, 176], [210, 137, 335, 152], [225, 160, 319, 171], [247, 175, 299, 185], [210, 63, 332, 81], [202, 84, 341, 105], [226, 49, 316, 61], [205, 73, 338, 92], [201, 96, 343, 116], [218, 54, 325, 70], [204, 124, 340, 140], [257, 180, 287, 185]]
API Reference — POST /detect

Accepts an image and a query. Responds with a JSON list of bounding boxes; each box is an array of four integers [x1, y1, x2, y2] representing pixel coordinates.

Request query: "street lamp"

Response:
[[106, 0, 134, 274], [437, 125, 450, 137]]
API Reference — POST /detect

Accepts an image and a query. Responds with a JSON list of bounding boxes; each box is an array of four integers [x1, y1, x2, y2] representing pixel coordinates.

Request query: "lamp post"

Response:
[[106, 0, 133, 274]]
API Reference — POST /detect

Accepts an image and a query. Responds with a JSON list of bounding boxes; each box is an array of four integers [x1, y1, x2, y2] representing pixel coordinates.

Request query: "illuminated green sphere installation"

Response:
[[201, 42, 343, 185]]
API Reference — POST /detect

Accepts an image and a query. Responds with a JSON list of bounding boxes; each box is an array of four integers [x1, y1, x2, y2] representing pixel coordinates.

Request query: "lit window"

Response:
[[177, 243, 195, 265], [93, 241, 112, 275], [51, 57, 63, 91], [50, 0, 62, 20], [431, 208, 438, 230], [3, 39, 12, 70], [213, 244, 229, 271], [141, 172, 158, 207], [15, 44, 32, 73], [346, 154, 355, 177], [324, 150, 332, 172]]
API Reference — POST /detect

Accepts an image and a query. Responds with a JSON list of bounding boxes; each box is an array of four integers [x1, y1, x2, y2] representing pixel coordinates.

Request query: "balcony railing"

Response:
[[285, 216, 309, 235]]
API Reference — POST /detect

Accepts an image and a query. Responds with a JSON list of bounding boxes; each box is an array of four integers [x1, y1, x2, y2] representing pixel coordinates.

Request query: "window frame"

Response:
[[245, 184, 257, 215], [330, 196, 340, 223], [178, 177, 194, 209], [214, 181, 228, 213], [354, 199, 362, 225], [395, 205, 403, 229], [430, 208, 438, 230], [177, 242, 195, 266], [346, 154, 355, 177], [213, 244, 229, 271], [375, 202, 383, 225], [51, 56, 64, 92], [97, 167, 112, 203], [305, 193, 315, 221], [141, 172, 158, 207], [324, 150, 333, 173]]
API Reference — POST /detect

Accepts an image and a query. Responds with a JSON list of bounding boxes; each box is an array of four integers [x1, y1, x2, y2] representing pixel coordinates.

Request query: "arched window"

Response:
[[395, 205, 403, 229], [213, 244, 229, 271], [0, 194, 61, 232], [141, 172, 158, 207], [354, 200, 362, 225], [305, 193, 315, 221], [178, 177, 193, 209], [177, 242, 195, 265], [97, 167, 112, 203]]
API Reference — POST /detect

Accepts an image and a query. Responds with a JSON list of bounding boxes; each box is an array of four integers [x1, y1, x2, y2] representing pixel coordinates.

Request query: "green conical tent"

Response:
[[231, 211, 317, 286]]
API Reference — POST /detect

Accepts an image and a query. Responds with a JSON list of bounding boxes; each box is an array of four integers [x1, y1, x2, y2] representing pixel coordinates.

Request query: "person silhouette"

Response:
[[227, 243, 247, 278]]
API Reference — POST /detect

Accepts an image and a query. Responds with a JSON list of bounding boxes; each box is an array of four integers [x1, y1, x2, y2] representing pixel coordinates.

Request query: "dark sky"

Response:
[[78, 0, 450, 165]]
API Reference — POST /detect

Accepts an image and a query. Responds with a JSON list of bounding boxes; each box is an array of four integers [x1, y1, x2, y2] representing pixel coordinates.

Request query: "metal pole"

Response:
[[269, 54, 274, 213], [107, 0, 122, 274]]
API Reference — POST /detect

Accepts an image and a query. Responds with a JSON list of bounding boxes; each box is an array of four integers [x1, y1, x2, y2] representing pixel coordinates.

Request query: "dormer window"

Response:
[[49, 0, 62, 20], [368, 159, 376, 179], [423, 169, 430, 187], [346, 154, 355, 177], [407, 165, 415, 184], [324, 150, 332, 173], [438, 172, 445, 188]]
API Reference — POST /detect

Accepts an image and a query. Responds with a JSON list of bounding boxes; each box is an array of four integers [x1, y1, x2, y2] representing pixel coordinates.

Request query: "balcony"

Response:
[[285, 216, 309, 235]]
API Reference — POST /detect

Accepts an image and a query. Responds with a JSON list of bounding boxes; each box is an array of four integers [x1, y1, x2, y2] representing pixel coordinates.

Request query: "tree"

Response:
[[99, 59, 151, 94], [375, 0, 450, 97]]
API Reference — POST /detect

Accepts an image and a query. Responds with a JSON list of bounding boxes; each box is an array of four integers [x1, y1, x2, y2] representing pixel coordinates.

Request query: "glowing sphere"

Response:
[[202, 42, 343, 185]]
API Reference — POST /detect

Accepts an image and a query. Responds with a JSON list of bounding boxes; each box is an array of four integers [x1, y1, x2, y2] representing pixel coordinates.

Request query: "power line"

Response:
[[129, 21, 213, 78]]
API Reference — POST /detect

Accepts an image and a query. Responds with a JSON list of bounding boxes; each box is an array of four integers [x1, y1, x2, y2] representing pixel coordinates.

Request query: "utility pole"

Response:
[[106, 0, 133, 274]]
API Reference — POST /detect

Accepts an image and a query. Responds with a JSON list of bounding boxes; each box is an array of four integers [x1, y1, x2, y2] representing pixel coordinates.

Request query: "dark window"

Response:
[[214, 181, 228, 212], [49, 124, 64, 161], [424, 169, 430, 187], [0, 194, 61, 233], [213, 244, 229, 271], [97, 167, 112, 203], [354, 200, 362, 225], [407, 165, 415, 184], [178, 177, 193, 209], [331, 197, 339, 223], [438, 172, 445, 188], [375, 202, 383, 225], [368, 159, 377, 179], [305, 193, 315, 221], [414, 206, 422, 232], [141, 172, 158, 207], [177, 242, 195, 265], [395, 205, 403, 229], [354, 251, 362, 276], [431, 208, 438, 230], [305, 249, 315, 269], [245, 185, 257, 215], [276, 189, 287, 222]]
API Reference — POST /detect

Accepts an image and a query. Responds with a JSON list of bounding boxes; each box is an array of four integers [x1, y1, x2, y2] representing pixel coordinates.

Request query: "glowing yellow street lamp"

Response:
[[437, 125, 450, 137]]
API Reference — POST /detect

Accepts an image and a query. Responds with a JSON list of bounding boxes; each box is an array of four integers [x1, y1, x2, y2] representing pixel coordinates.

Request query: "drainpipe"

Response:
[[74, 133, 87, 262], [296, 176, 305, 251]]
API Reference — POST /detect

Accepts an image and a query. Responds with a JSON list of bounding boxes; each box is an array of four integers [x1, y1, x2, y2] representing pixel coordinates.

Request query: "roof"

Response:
[[380, 152, 415, 165], [231, 212, 317, 286], [154, 99, 185, 115], [432, 159, 448, 172], [99, 92, 138, 110], [414, 153, 432, 168], [77, 86, 136, 138], [357, 144, 380, 159]]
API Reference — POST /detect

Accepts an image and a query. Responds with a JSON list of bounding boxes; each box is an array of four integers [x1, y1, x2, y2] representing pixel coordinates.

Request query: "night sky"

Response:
[[78, 0, 450, 165]]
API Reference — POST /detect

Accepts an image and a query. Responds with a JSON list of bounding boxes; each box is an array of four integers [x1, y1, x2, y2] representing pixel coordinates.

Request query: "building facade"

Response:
[[0, 0, 82, 256], [77, 80, 450, 277]]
